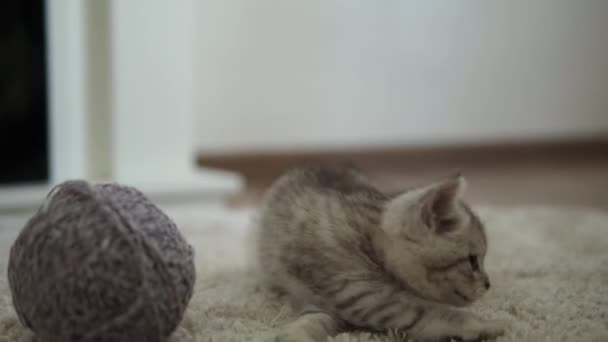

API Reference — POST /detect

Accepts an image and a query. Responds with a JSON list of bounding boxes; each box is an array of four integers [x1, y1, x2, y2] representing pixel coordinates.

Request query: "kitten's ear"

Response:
[[383, 174, 467, 239], [419, 174, 467, 233]]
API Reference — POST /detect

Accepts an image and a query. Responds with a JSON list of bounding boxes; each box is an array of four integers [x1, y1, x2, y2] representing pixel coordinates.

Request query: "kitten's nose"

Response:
[[484, 279, 491, 290]]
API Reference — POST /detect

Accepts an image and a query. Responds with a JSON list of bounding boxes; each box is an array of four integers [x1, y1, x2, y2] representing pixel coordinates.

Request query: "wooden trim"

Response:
[[197, 137, 608, 184]]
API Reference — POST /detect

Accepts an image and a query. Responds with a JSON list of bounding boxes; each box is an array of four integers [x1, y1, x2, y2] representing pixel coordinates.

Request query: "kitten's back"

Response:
[[256, 165, 387, 302]]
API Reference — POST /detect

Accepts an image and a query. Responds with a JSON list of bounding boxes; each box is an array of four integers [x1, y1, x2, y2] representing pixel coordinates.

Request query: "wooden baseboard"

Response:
[[197, 137, 608, 185]]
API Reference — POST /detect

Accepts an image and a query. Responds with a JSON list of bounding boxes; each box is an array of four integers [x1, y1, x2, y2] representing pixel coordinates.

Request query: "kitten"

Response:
[[256, 165, 505, 341]]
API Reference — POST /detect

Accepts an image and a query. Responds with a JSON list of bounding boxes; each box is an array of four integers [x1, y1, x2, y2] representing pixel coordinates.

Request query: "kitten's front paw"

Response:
[[275, 331, 316, 342], [458, 319, 505, 341], [478, 320, 505, 340]]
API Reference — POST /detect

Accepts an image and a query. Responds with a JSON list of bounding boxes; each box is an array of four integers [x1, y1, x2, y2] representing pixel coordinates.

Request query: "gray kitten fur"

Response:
[[257, 165, 504, 341]]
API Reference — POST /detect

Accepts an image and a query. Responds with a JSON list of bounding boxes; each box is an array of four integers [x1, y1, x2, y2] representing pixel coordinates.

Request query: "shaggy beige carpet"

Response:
[[0, 204, 606, 341]]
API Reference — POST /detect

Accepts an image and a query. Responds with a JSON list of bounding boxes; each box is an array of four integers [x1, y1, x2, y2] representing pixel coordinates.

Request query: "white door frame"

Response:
[[0, 0, 243, 210]]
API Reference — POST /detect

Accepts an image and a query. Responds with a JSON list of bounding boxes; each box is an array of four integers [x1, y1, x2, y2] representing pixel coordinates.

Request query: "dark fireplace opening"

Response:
[[0, 0, 49, 185]]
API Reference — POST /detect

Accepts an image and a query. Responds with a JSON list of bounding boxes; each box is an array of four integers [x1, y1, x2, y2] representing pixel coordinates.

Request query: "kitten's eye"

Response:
[[437, 217, 458, 231], [469, 255, 479, 272]]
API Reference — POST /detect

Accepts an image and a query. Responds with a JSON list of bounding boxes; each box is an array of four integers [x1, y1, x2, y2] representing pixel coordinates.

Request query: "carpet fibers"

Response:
[[0, 204, 606, 341]]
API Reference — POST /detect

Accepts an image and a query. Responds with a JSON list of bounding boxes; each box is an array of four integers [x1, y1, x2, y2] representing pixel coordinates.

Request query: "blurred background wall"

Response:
[[192, 0, 608, 154], [2, 0, 608, 208]]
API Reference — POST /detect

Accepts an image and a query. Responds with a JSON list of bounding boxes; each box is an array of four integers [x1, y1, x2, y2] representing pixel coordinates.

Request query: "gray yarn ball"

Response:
[[8, 180, 196, 342]]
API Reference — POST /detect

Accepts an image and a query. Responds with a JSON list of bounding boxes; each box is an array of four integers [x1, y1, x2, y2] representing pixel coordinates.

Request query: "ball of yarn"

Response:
[[8, 180, 196, 341]]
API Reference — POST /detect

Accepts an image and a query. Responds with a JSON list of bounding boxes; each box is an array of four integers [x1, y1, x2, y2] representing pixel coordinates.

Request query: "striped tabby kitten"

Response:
[[257, 165, 504, 341]]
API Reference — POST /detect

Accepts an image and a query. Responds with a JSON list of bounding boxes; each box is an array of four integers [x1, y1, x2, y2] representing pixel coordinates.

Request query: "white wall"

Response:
[[193, 0, 608, 154]]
